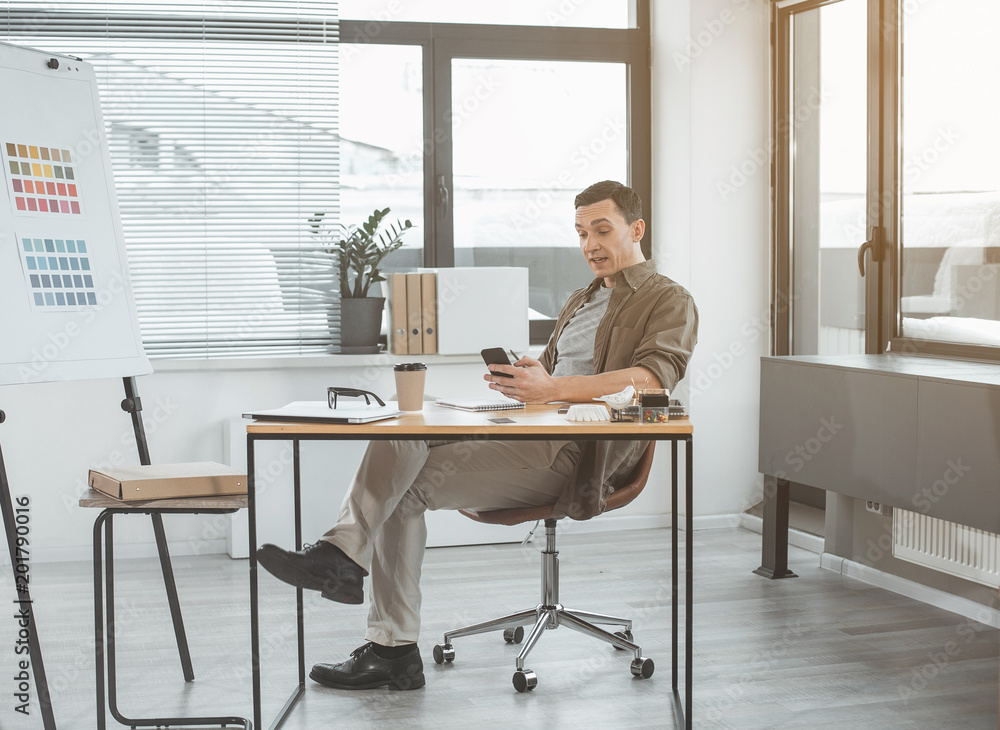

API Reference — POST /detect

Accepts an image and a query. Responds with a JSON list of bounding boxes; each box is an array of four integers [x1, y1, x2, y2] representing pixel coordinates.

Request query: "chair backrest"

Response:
[[459, 442, 656, 527]]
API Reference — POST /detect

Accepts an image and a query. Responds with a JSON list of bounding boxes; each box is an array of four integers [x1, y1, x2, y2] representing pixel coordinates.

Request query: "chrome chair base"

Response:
[[432, 519, 654, 691]]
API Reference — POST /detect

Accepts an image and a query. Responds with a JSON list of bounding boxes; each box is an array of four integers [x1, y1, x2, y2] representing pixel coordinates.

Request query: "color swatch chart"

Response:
[[4, 142, 82, 216], [20, 237, 97, 308]]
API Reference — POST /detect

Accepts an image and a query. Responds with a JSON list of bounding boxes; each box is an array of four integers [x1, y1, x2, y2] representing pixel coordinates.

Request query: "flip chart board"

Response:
[[0, 42, 150, 385]]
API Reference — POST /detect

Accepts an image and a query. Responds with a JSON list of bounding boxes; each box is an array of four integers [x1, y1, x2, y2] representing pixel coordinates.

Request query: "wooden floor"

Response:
[[1, 526, 997, 729]]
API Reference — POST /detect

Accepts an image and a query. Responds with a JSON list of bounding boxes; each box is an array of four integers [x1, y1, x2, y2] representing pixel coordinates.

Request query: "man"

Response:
[[257, 180, 698, 692]]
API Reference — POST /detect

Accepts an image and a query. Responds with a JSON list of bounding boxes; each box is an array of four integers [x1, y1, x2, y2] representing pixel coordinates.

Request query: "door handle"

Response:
[[437, 175, 450, 217], [858, 226, 883, 277]]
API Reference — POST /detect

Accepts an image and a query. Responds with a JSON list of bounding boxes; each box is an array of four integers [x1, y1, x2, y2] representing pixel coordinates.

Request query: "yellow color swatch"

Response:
[[31, 163, 41, 177], [28, 146, 39, 159], [43, 165, 53, 178]]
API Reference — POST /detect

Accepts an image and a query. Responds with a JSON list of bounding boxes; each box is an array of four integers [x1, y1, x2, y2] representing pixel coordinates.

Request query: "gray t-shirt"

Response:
[[550, 285, 612, 377]]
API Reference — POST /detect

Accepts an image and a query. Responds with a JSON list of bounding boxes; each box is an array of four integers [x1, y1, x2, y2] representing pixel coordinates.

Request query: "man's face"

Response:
[[574, 199, 645, 282]]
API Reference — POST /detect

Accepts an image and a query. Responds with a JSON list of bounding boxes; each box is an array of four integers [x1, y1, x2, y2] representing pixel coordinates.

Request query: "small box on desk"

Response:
[[88, 462, 247, 501], [418, 266, 529, 355]]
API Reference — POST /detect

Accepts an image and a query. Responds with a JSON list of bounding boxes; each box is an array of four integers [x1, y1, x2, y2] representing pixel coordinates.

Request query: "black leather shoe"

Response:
[[310, 643, 425, 691], [256, 541, 365, 604]]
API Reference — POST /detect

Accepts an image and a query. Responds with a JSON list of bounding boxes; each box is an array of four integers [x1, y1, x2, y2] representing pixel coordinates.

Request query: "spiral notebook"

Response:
[[435, 398, 525, 412]]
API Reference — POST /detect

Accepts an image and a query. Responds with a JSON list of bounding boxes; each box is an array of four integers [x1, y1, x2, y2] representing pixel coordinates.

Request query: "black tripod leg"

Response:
[[151, 513, 195, 681]]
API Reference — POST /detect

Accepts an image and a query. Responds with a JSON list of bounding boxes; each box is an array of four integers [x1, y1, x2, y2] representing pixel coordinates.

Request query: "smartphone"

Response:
[[481, 347, 515, 378]]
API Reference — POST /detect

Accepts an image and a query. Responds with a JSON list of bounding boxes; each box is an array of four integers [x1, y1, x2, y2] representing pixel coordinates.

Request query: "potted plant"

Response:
[[309, 207, 413, 353]]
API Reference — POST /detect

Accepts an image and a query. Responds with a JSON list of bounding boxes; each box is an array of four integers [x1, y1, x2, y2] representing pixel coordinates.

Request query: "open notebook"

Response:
[[435, 398, 525, 412]]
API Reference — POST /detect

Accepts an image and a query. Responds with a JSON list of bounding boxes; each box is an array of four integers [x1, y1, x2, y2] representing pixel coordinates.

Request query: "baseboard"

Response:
[[691, 513, 743, 531], [738, 512, 825, 555], [821, 552, 1000, 630]]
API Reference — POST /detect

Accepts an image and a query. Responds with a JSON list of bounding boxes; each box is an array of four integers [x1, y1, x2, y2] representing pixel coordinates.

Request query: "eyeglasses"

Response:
[[327, 387, 386, 410]]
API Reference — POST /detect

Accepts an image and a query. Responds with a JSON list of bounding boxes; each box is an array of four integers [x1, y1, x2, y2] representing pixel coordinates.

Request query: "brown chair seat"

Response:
[[459, 440, 655, 525]]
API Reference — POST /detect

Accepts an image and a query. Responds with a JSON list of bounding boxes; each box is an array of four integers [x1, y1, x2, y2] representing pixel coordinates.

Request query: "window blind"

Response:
[[3, 2, 340, 358]]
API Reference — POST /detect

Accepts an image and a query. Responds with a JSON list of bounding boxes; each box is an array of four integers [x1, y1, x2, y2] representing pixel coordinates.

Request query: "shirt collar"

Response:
[[586, 259, 657, 294]]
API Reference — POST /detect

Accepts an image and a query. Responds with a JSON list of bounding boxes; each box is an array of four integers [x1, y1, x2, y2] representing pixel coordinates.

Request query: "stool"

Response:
[[81, 489, 251, 730]]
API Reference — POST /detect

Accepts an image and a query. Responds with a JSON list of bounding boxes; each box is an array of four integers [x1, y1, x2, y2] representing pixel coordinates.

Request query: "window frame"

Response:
[[771, 0, 886, 357], [772, 0, 1000, 362], [341, 8, 652, 343]]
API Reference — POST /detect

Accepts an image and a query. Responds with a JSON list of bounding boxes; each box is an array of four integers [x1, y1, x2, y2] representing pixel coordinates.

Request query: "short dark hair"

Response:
[[574, 180, 642, 224]]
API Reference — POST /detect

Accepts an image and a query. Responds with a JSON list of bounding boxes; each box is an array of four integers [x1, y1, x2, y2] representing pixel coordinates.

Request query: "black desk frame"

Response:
[[247, 430, 694, 730]]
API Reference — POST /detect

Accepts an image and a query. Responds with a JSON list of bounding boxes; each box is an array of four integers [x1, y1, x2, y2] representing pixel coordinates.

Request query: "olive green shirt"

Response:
[[539, 259, 699, 520]]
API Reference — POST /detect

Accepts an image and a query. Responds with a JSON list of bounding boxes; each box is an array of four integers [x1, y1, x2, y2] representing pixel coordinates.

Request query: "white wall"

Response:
[[0, 351, 672, 562], [651, 0, 771, 518]]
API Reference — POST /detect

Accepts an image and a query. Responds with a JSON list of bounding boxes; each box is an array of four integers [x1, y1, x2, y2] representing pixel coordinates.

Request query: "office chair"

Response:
[[433, 443, 657, 692]]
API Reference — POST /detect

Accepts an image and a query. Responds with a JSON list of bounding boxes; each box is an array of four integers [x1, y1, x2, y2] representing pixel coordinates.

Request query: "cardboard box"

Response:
[[88, 462, 247, 501]]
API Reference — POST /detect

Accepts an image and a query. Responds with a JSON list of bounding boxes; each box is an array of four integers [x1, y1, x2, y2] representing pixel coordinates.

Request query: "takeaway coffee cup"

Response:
[[394, 363, 427, 411]]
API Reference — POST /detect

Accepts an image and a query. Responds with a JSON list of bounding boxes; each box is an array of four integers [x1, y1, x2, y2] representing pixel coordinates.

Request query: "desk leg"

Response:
[[670, 439, 692, 730], [248, 436, 262, 730], [249, 435, 305, 730], [685, 436, 693, 730], [753, 475, 797, 579], [293, 439, 305, 686]]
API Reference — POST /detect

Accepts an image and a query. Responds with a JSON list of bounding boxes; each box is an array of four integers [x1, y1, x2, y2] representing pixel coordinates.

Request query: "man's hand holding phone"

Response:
[[481, 348, 557, 403]]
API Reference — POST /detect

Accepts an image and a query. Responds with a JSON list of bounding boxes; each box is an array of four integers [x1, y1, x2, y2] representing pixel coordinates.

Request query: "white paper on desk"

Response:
[[243, 401, 402, 424]]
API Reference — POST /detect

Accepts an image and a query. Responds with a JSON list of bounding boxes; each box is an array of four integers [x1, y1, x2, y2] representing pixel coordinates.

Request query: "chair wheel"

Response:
[[512, 669, 537, 692], [612, 629, 634, 649], [630, 657, 654, 678], [503, 626, 525, 644], [433, 644, 455, 664]]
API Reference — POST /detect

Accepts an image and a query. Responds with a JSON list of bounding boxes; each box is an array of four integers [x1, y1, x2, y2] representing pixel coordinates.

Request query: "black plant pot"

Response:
[[338, 296, 385, 354]]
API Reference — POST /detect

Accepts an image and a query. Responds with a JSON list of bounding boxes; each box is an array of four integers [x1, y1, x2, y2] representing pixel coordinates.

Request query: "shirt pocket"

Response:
[[606, 325, 641, 367]]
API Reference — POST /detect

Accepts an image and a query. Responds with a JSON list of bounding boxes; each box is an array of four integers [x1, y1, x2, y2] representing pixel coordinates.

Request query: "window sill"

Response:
[[150, 347, 546, 374]]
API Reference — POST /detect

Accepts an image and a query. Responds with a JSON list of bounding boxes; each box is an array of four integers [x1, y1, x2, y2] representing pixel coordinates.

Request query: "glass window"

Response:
[[789, 0, 868, 355], [450, 58, 627, 321], [900, 0, 1000, 348], [339, 0, 630, 28], [339, 43, 424, 273]]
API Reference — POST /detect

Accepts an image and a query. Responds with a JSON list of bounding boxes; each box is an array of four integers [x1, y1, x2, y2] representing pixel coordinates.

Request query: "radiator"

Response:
[[893, 508, 1000, 588]]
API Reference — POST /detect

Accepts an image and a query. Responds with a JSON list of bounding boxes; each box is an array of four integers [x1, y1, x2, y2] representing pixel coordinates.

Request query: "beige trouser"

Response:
[[321, 439, 581, 646]]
